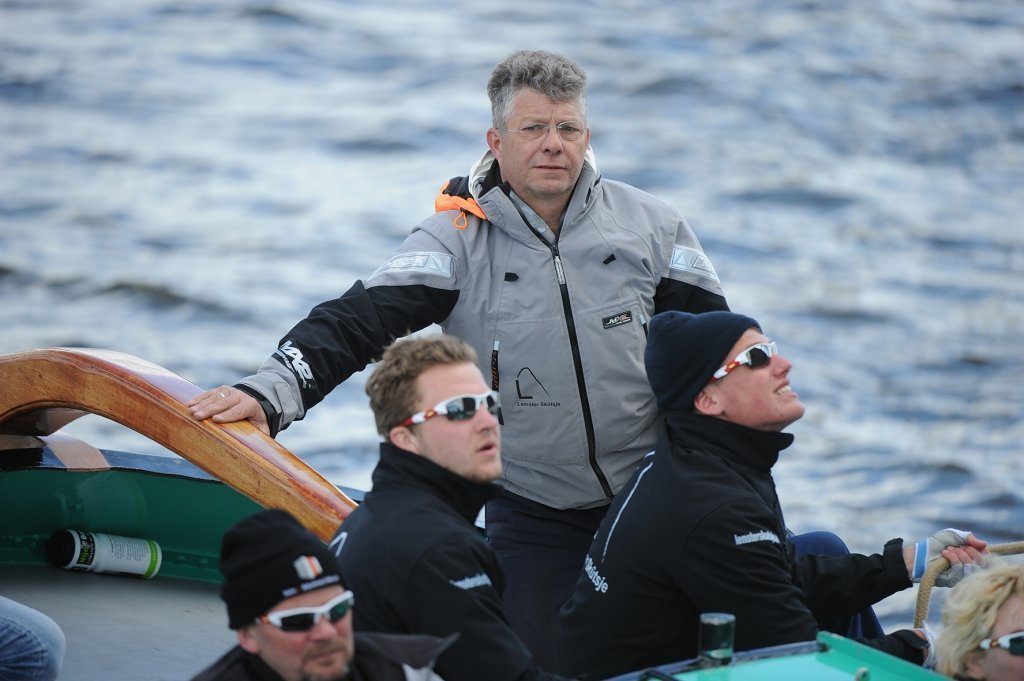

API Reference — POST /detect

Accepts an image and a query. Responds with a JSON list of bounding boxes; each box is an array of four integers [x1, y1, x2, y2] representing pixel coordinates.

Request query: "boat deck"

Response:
[[3, 564, 235, 680]]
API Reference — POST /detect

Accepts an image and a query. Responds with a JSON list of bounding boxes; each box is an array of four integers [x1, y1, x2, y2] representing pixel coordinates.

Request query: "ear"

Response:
[[237, 626, 260, 654], [963, 651, 985, 680], [388, 425, 421, 454], [486, 128, 503, 161], [693, 386, 724, 417]]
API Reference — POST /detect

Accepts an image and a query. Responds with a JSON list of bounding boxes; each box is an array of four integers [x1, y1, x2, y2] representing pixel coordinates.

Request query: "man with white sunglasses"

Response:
[[328, 336, 570, 681], [192, 509, 453, 681], [558, 310, 988, 680]]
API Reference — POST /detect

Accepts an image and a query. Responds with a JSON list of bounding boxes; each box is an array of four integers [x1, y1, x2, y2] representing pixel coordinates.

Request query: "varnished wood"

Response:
[[0, 348, 357, 540]]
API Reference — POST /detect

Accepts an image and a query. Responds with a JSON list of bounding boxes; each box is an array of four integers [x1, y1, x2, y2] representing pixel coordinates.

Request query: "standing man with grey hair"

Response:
[[189, 49, 728, 665]]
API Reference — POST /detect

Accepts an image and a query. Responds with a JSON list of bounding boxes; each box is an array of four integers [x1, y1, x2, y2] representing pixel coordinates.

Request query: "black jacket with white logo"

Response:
[[559, 412, 922, 680], [331, 443, 569, 681]]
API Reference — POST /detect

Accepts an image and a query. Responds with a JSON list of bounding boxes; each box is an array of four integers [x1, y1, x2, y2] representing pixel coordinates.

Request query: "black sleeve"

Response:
[[792, 539, 912, 622], [792, 539, 923, 665], [653, 277, 729, 314], [865, 629, 929, 665], [273, 280, 459, 411], [400, 538, 568, 681]]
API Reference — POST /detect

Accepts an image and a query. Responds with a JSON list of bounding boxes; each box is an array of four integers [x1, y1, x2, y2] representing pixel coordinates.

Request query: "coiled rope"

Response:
[[914, 541, 1024, 627]]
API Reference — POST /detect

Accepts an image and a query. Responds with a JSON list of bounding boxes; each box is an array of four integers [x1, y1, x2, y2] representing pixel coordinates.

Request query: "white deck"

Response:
[[3, 565, 236, 680]]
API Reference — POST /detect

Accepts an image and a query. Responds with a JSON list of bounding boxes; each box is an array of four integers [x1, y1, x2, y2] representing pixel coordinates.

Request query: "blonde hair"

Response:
[[936, 560, 1024, 678], [365, 336, 478, 437]]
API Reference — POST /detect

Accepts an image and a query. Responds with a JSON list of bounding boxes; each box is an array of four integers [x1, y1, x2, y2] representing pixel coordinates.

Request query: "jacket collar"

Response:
[[663, 411, 794, 472], [467, 146, 600, 200], [371, 441, 501, 523]]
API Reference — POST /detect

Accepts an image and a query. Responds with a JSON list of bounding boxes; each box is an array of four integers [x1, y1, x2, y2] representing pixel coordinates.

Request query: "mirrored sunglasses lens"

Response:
[[485, 393, 500, 415], [445, 397, 476, 420], [327, 601, 351, 623], [1008, 633, 1024, 655]]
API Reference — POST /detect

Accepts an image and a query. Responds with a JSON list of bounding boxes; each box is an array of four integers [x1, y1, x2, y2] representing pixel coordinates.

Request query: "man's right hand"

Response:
[[187, 386, 270, 435]]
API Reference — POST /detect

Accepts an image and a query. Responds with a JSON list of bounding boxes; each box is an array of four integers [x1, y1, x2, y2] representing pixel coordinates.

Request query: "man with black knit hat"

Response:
[[558, 310, 988, 680], [191, 509, 453, 681]]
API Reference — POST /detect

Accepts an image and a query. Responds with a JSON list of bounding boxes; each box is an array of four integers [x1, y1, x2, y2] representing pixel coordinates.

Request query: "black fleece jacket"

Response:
[[559, 412, 922, 680], [331, 443, 569, 681]]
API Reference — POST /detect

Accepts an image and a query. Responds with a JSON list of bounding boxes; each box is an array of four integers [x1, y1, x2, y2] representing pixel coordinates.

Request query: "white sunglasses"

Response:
[[979, 630, 1024, 656], [258, 591, 354, 632]]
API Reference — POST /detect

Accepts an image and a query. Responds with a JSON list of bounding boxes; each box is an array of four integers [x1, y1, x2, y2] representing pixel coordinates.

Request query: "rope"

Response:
[[914, 541, 1024, 627]]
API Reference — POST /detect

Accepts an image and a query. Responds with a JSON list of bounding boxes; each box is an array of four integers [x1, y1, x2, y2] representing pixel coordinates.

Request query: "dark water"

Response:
[[2, 0, 1022, 626]]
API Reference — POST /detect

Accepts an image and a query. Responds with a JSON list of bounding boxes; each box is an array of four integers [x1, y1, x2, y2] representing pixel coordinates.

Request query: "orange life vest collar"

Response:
[[434, 180, 487, 229]]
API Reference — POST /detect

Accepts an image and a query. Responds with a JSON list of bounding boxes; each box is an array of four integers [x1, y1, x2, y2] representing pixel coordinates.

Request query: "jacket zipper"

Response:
[[490, 340, 504, 425], [506, 194, 613, 501], [551, 248, 613, 499]]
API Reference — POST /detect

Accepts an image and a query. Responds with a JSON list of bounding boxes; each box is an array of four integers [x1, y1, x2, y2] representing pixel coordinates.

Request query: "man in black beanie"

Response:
[[558, 310, 987, 679], [191, 509, 453, 681]]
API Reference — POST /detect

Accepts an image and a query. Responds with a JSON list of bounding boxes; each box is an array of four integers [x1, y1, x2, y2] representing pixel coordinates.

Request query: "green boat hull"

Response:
[[1, 449, 264, 582]]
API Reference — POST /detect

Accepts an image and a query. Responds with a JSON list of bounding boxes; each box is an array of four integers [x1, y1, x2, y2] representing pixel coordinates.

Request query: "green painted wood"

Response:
[[0, 467, 262, 582]]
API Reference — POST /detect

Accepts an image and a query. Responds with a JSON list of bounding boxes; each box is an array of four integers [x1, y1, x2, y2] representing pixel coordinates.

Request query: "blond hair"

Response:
[[365, 336, 478, 437], [936, 560, 1024, 678]]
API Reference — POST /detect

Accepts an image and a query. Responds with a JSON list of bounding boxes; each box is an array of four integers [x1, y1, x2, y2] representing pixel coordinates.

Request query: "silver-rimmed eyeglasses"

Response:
[[504, 122, 588, 142]]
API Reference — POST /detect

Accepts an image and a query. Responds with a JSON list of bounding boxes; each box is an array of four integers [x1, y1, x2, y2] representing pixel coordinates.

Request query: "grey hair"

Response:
[[487, 50, 588, 129]]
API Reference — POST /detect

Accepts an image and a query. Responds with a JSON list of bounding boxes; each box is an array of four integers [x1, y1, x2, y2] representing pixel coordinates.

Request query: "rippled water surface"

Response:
[[2, 0, 1022, 627]]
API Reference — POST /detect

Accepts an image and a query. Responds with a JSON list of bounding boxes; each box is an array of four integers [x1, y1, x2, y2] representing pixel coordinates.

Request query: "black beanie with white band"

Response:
[[219, 509, 342, 629]]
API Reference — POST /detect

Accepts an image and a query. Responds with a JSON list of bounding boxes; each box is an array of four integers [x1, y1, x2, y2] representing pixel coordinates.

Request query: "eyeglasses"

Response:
[[979, 630, 1024, 656], [258, 591, 354, 632], [399, 391, 501, 428], [504, 122, 588, 142], [709, 342, 779, 382]]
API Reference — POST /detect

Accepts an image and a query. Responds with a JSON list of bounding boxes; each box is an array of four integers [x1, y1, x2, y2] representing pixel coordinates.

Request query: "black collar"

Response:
[[663, 411, 794, 472], [371, 441, 501, 523]]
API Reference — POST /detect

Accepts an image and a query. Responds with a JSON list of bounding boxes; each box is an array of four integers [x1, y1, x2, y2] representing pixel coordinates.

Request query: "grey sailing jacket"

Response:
[[238, 148, 726, 509]]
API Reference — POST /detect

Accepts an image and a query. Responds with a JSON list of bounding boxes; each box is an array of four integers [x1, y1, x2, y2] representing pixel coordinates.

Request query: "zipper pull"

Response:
[[554, 255, 566, 284]]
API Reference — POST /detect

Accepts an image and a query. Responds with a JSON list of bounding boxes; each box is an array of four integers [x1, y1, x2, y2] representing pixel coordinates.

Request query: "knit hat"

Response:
[[219, 509, 342, 629], [645, 310, 760, 412]]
